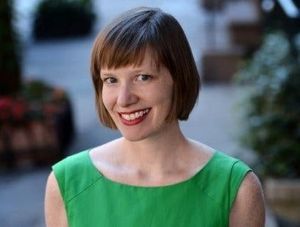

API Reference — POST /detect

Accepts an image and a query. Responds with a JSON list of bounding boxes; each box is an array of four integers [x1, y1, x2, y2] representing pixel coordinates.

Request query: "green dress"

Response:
[[53, 150, 251, 227]]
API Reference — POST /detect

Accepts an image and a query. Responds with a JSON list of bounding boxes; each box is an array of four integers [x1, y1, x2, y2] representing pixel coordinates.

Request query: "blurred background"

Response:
[[0, 0, 299, 226]]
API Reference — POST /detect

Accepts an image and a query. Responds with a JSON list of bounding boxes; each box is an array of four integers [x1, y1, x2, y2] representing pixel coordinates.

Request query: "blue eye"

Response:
[[136, 74, 152, 81], [103, 77, 117, 84]]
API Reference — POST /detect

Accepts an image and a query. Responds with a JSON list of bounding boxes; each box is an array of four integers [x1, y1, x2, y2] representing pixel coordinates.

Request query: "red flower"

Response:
[[0, 97, 14, 121], [11, 99, 27, 120]]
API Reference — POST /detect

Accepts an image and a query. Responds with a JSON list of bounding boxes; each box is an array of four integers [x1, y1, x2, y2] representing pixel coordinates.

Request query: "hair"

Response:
[[91, 7, 200, 129]]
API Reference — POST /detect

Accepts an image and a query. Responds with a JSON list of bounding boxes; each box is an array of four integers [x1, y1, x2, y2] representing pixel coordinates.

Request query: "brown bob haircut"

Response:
[[91, 7, 200, 129]]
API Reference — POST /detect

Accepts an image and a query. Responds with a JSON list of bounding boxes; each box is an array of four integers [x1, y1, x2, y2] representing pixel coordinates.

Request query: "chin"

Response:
[[120, 131, 148, 142]]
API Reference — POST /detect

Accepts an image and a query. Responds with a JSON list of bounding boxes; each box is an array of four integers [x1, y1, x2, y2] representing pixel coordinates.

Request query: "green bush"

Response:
[[236, 32, 300, 178], [33, 0, 96, 40]]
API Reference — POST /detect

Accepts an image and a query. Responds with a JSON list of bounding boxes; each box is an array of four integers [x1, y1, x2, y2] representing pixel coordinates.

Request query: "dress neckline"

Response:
[[86, 149, 219, 189]]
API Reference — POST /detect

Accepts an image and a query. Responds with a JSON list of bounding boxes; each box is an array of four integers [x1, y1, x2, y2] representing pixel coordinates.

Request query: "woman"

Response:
[[45, 7, 265, 227]]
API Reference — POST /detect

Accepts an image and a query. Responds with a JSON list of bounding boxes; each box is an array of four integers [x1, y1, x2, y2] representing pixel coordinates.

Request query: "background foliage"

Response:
[[237, 31, 300, 178], [33, 0, 96, 40]]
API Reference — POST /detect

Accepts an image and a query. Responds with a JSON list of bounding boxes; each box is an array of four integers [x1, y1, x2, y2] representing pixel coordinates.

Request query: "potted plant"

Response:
[[0, 80, 75, 168], [236, 31, 300, 226], [33, 0, 96, 40], [0, 0, 75, 169], [199, 0, 225, 12]]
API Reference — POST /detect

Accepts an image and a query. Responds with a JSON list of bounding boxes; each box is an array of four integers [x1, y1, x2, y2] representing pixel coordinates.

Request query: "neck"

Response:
[[119, 121, 189, 174]]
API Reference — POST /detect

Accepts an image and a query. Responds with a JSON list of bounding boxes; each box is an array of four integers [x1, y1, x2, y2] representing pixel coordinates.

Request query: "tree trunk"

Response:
[[0, 0, 21, 96]]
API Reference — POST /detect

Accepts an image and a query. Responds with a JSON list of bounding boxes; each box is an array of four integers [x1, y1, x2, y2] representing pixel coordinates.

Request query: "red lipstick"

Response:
[[118, 108, 150, 126]]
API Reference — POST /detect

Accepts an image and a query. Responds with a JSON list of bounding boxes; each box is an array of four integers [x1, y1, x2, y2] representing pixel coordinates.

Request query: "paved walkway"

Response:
[[1, 0, 277, 226]]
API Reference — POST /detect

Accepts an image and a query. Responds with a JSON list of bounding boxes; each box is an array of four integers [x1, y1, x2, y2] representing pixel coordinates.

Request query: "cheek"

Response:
[[101, 88, 114, 111], [161, 84, 174, 114], [150, 84, 173, 107], [161, 81, 173, 101]]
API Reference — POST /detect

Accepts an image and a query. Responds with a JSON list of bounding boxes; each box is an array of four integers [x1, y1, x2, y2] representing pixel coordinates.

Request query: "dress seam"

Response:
[[66, 177, 102, 204]]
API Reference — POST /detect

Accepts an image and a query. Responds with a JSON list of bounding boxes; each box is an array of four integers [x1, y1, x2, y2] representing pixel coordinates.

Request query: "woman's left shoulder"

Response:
[[230, 172, 265, 227], [236, 172, 264, 204]]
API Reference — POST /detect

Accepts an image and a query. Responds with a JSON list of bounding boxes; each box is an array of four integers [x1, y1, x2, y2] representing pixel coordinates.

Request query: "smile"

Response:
[[119, 108, 150, 125]]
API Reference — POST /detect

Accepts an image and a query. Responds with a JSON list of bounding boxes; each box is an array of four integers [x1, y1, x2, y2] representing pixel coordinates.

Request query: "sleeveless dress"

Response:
[[53, 150, 251, 227]]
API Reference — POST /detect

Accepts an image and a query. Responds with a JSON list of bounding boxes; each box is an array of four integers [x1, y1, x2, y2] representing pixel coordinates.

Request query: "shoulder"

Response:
[[212, 152, 261, 208], [52, 150, 90, 187], [200, 150, 265, 226], [45, 172, 68, 227], [189, 141, 249, 173], [54, 149, 89, 168], [229, 172, 265, 227], [53, 148, 97, 178], [193, 149, 256, 206], [52, 149, 102, 202], [207, 151, 251, 180]]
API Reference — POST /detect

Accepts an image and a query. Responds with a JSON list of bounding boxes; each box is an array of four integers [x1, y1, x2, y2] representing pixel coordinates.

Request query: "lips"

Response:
[[118, 108, 150, 126]]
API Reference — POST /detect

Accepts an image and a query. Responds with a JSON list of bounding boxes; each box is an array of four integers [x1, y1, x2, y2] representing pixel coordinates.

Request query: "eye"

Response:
[[103, 77, 117, 84], [136, 74, 152, 82]]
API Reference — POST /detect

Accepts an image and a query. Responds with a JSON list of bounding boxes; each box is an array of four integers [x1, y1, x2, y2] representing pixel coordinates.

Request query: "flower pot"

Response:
[[264, 178, 300, 226], [199, 0, 225, 12]]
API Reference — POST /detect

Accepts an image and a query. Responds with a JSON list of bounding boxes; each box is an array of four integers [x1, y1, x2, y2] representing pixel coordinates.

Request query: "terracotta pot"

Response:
[[264, 178, 300, 225]]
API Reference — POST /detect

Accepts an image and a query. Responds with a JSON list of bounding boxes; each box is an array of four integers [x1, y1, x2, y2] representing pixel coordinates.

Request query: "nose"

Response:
[[117, 83, 138, 107]]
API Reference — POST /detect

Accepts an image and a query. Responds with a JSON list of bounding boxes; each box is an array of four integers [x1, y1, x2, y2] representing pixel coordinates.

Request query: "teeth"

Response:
[[129, 114, 135, 120], [121, 109, 149, 121]]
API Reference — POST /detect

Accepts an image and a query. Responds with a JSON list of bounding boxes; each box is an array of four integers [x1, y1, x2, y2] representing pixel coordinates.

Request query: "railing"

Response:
[[277, 0, 300, 18], [262, 0, 299, 18]]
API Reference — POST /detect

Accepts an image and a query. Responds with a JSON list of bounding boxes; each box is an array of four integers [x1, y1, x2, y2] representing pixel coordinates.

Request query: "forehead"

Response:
[[101, 47, 161, 71]]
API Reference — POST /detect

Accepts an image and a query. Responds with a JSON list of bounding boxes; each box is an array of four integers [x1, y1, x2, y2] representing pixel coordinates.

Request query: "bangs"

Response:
[[99, 43, 162, 70], [97, 21, 163, 69]]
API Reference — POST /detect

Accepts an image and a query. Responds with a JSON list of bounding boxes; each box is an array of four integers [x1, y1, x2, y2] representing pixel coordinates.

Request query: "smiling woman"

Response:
[[44, 7, 265, 227], [100, 49, 174, 141], [91, 7, 200, 129]]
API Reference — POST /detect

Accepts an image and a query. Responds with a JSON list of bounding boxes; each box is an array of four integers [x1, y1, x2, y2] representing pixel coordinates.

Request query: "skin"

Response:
[[45, 49, 265, 227], [45, 172, 68, 227], [230, 172, 265, 227], [100, 49, 174, 143]]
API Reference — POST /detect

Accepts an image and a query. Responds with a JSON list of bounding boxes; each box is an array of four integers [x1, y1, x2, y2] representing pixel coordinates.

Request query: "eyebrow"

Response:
[[100, 73, 115, 78], [101, 72, 114, 75], [101, 68, 155, 75]]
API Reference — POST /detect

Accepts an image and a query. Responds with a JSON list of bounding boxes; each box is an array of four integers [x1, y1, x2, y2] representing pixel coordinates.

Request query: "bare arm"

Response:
[[44, 171, 68, 227], [229, 172, 265, 227]]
